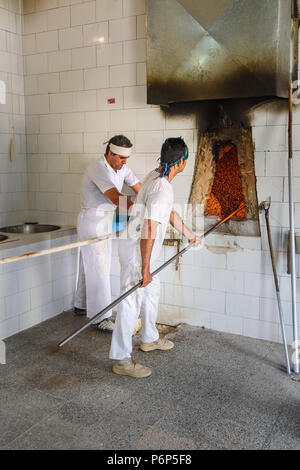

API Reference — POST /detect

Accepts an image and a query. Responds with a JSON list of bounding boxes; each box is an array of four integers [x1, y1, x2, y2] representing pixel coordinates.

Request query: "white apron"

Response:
[[74, 208, 114, 321]]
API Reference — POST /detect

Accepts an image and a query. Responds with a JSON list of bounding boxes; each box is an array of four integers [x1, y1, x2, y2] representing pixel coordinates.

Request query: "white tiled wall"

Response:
[[0, 0, 300, 349], [0, 0, 28, 226], [0, 234, 78, 340]]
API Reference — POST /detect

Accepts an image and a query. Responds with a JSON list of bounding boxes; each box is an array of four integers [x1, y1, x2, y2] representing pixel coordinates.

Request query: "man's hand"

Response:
[[188, 235, 202, 247], [141, 268, 152, 288]]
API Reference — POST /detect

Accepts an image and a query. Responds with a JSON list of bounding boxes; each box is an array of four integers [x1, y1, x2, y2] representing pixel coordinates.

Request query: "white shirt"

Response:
[[81, 156, 139, 211], [120, 170, 174, 266]]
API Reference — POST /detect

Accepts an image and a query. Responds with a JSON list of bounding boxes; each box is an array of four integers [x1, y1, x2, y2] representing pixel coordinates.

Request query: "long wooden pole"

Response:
[[0, 233, 114, 265]]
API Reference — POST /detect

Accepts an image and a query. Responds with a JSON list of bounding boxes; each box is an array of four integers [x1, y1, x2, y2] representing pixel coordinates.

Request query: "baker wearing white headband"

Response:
[[109, 143, 132, 157], [74, 135, 141, 334]]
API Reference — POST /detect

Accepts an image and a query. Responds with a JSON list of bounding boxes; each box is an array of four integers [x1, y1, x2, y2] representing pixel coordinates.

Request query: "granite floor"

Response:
[[0, 310, 299, 450]]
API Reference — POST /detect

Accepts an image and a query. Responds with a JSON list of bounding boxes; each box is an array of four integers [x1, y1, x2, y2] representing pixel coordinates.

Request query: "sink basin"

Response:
[[0, 224, 61, 234], [0, 234, 8, 241]]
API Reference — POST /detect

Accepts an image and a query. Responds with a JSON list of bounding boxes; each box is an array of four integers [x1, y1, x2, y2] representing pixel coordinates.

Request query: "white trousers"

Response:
[[109, 239, 160, 360], [74, 209, 113, 321]]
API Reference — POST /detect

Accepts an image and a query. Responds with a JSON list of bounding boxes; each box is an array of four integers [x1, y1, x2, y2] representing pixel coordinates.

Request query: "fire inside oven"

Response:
[[206, 142, 246, 219]]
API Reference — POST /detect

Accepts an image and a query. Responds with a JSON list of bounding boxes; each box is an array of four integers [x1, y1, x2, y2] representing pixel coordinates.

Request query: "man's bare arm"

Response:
[[104, 187, 133, 211], [169, 209, 202, 246], [140, 219, 159, 288], [131, 182, 141, 194]]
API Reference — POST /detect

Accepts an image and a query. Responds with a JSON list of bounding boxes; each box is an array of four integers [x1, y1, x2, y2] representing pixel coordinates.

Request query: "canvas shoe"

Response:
[[74, 307, 86, 316], [96, 318, 114, 332], [133, 318, 142, 336], [140, 338, 174, 352], [112, 358, 151, 378]]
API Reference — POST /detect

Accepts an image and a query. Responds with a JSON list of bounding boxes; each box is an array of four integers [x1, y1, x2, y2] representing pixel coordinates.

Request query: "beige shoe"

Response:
[[132, 318, 142, 336], [140, 338, 174, 352], [112, 358, 151, 378]]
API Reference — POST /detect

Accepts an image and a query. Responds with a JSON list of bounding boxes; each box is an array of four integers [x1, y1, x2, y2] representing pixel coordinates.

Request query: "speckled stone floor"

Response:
[[0, 310, 299, 450]]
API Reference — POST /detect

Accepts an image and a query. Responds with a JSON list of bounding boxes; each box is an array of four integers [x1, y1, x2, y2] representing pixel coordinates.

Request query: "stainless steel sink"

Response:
[[0, 224, 61, 234], [0, 234, 8, 241]]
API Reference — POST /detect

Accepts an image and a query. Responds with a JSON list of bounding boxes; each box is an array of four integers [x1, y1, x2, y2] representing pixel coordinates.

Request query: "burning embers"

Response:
[[206, 142, 246, 219], [189, 124, 260, 236]]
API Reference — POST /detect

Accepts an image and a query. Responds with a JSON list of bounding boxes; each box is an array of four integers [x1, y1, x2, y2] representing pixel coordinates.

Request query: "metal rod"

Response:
[[288, 81, 299, 374], [262, 201, 291, 375], [59, 202, 245, 348]]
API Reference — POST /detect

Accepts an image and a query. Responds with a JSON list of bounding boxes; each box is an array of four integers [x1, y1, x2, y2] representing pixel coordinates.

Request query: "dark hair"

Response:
[[105, 135, 132, 156], [160, 137, 186, 164]]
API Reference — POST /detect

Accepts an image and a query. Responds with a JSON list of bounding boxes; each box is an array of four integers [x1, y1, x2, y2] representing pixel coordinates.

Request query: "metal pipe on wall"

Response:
[[288, 81, 299, 374]]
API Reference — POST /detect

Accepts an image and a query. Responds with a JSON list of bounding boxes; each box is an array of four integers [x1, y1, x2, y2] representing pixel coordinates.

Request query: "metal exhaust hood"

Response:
[[146, 0, 297, 105]]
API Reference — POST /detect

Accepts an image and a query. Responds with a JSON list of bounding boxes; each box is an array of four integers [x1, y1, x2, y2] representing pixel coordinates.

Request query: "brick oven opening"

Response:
[[189, 122, 260, 237], [206, 142, 246, 219]]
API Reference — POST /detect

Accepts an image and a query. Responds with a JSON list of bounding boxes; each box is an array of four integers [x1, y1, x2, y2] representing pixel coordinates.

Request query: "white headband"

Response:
[[109, 143, 132, 157]]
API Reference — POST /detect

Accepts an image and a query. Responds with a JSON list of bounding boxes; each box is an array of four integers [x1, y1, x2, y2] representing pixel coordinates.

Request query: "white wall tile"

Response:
[[211, 313, 243, 335], [123, 0, 145, 16], [50, 92, 72, 113], [256, 176, 283, 202], [96, 0, 123, 21], [226, 293, 260, 319], [47, 6, 70, 30], [194, 288, 225, 313], [37, 72, 60, 94], [24, 12, 48, 34], [137, 61, 146, 85], [211, 269, 244, 294], [47, 154, 69, 173], [25, 94, 49, 114], [35, 191, 57, 210], [109, 15, 136, 43], [83, 21, 108, 46], [60, 69, 83, 91], [124, 38, 146, 63], [137, 14, 146, 38], [164, 283, 194, 309], [110, 108, 136, 131], [38, 133, 60, 153], [71, 0, 95, 26], [123, 85, 146, 108], [96, 41, 122, 66], [85, 110, 109, 131], [30, 281, 53, 309], [25, 53, 48, 74], [36, 30, 58, 53], [35, 0, 59, 12], [61, 112, 84, 132], [83, 132, 107, 153], [59, 25, 83, 49], [23, 33, 36, 55], [60, 132, 83, 152], [48, 50, 71, 72], [40, 114, 61, 134], [61, 173, 82, 193], [84, 66, 109, 89], [109, 63, 136, 88], [71, 45, 96, 70], [243, 318, 279, 342], [56, 192, 80, 212], [252, 125, 286, 152], [73, 89, 96, 111]]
